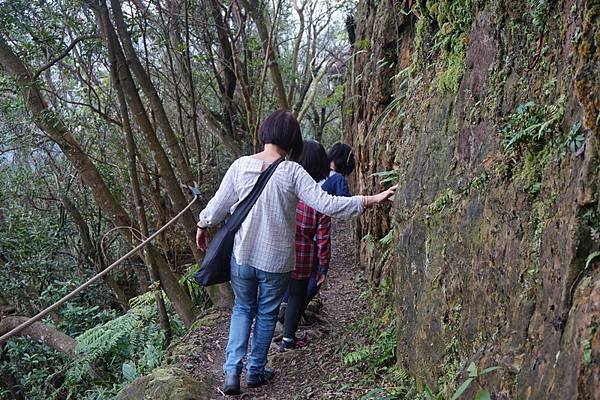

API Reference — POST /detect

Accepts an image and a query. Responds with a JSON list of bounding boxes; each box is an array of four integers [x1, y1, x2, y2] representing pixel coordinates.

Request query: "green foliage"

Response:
[[585, 251, 600, 270], [362, 233, 376, 256], [342, 321, 396, 369], [501, 96, 570, 200], [422, 362, 500, 400], [423, 386, 445, 400], [409, 0, 473, 93], [0, 338, 69, 399], [529, 0, 553, 31], [582, 207, 600, 242], [337, 282, 423, 399], [428, 188, 459, 215], [449, 362, 500, 400], [59, 291, 184, 398], [437, 44, 466, 93], [361, 228, 397, 275], [428, 0, 473, 93], [462, 172, 489, 195], [179, 264, 210, 306], [582, 323, 597, 365], [565, 122, 585, 153], [355, 39, 372, 50], [379, 228, 396, 248], [371, 169, 401, 185], [502, 97, 565, 152], [370, 68, 409, 135]]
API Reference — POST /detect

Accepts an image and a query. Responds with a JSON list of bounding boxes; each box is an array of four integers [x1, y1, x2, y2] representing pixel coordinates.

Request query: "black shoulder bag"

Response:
[[194, 158, 283, 286]]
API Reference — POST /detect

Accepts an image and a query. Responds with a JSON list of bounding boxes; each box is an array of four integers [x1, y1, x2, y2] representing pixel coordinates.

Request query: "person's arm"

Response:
[[196, 161, 240, 250], [294, 165, 395, 218], [197, 161, 239, 228]]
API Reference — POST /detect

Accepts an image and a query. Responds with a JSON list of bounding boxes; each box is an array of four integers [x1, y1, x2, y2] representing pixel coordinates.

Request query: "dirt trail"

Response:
[[179, 219, 370, 399]]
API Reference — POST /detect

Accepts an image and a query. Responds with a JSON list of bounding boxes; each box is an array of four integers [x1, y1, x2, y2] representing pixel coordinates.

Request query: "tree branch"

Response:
[[32, 35, 101, 81], [0, 316, 75, 356]]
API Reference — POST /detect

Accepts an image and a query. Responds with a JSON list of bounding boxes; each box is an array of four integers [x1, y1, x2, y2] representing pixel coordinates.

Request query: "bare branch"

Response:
[[32, 35, 102, 81]]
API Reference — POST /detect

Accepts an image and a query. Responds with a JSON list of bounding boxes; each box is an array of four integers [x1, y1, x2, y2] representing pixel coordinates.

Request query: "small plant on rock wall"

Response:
[[449, 362, 501, 400], [565, 122, 585, 154], [582, 207, 600, 242], [428, 188, 459, 215], [529, 0, 553, 31], [371, 169, 401, 184], [582, 323, 597, 365], [423, 362, 501, 400], [502, 98, 564, 152]]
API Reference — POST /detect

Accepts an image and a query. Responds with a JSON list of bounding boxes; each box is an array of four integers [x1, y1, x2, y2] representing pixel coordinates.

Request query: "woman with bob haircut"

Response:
[[196, 110, 396, 396]]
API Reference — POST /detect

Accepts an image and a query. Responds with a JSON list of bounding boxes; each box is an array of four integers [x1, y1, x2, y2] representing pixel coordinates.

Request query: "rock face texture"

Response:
[[115, 366, 213, 400], [344, 0, 599, 398]]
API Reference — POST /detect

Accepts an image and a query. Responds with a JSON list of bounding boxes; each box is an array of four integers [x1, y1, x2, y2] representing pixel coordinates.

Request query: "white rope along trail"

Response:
[[0, 189, 201, 345]]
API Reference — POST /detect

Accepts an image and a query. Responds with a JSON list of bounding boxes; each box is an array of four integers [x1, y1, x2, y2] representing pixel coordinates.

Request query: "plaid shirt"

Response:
[[293, 201, 331, 280]]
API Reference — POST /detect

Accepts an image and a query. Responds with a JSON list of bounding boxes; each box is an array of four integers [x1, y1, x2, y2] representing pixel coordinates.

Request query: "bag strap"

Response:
[[225, 157, 284, 230]]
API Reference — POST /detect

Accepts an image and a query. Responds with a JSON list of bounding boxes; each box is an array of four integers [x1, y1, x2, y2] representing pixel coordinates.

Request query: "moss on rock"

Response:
[[116, 366, 213, 400]]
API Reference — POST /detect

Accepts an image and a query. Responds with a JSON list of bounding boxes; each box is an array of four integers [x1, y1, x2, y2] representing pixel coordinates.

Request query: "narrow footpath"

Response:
[[178, 219, 373, 399]]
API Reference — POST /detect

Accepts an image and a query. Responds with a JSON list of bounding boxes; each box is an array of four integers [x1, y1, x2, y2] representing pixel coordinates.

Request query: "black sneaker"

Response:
[[223, 373, 241, 395], [246, 367, 274, 388], [279, 338, 293, 352], [279, 337, 308, 352]]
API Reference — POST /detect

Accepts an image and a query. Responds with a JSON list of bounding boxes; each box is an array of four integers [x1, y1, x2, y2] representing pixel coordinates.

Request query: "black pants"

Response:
[[283, 278, 309, 339]]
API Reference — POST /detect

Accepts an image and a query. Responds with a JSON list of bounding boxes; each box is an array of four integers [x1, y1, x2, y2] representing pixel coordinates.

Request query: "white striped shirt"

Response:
[[198, 156, 364, 273]]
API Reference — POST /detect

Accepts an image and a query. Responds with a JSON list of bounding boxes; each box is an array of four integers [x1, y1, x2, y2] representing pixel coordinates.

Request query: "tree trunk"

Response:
[[112, 56, 172, 342], [239, 0, 289, 110], [0, 316, 76, 356], [97, 3, 202, 326], [96, 2, 199, 260], [109, 0, 195, 188], [95, 1, 233, 311], [207, 0, 237, 137]]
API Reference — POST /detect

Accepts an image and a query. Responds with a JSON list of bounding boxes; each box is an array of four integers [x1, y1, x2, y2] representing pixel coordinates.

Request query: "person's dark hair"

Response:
[[328, 143, 355, 175], [259, 110, 303, 161], [297, 140, 330, 182]]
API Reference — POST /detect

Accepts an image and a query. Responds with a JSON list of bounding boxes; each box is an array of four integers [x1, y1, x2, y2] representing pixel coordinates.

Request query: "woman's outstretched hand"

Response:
[[363, 184, 398, 207], [196, 227, 208, 251]]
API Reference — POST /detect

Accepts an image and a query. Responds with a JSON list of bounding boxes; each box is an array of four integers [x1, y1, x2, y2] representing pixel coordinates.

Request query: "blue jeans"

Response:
[[223, 257, 290, 375]]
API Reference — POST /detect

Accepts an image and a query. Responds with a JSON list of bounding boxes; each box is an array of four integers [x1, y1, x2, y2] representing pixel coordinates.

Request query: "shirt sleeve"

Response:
[[294, 164, 364, 218], [337, 175, 351, 197], [323, 173, 351, 197], [198, 161, 239, 227], [316, 213, 331, 268]]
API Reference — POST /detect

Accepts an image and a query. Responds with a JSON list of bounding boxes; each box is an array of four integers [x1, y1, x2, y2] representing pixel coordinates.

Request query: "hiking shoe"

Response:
[[247, 367, 275, 388], [223, 373, 241, 395], [278, 337, 308, 352]]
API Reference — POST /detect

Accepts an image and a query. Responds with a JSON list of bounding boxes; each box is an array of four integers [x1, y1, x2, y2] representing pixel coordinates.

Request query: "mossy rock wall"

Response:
[[344, 0, 599, 397]]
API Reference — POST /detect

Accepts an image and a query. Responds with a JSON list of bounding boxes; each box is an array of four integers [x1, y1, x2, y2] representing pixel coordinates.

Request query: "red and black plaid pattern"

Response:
[[293, 201, 331, 280]]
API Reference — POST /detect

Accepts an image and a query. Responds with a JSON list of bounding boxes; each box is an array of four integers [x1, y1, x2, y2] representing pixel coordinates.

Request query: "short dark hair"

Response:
[[328, 143, 355, 175], [297, 140, 330, 182], [259, 110, 303, 161]]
